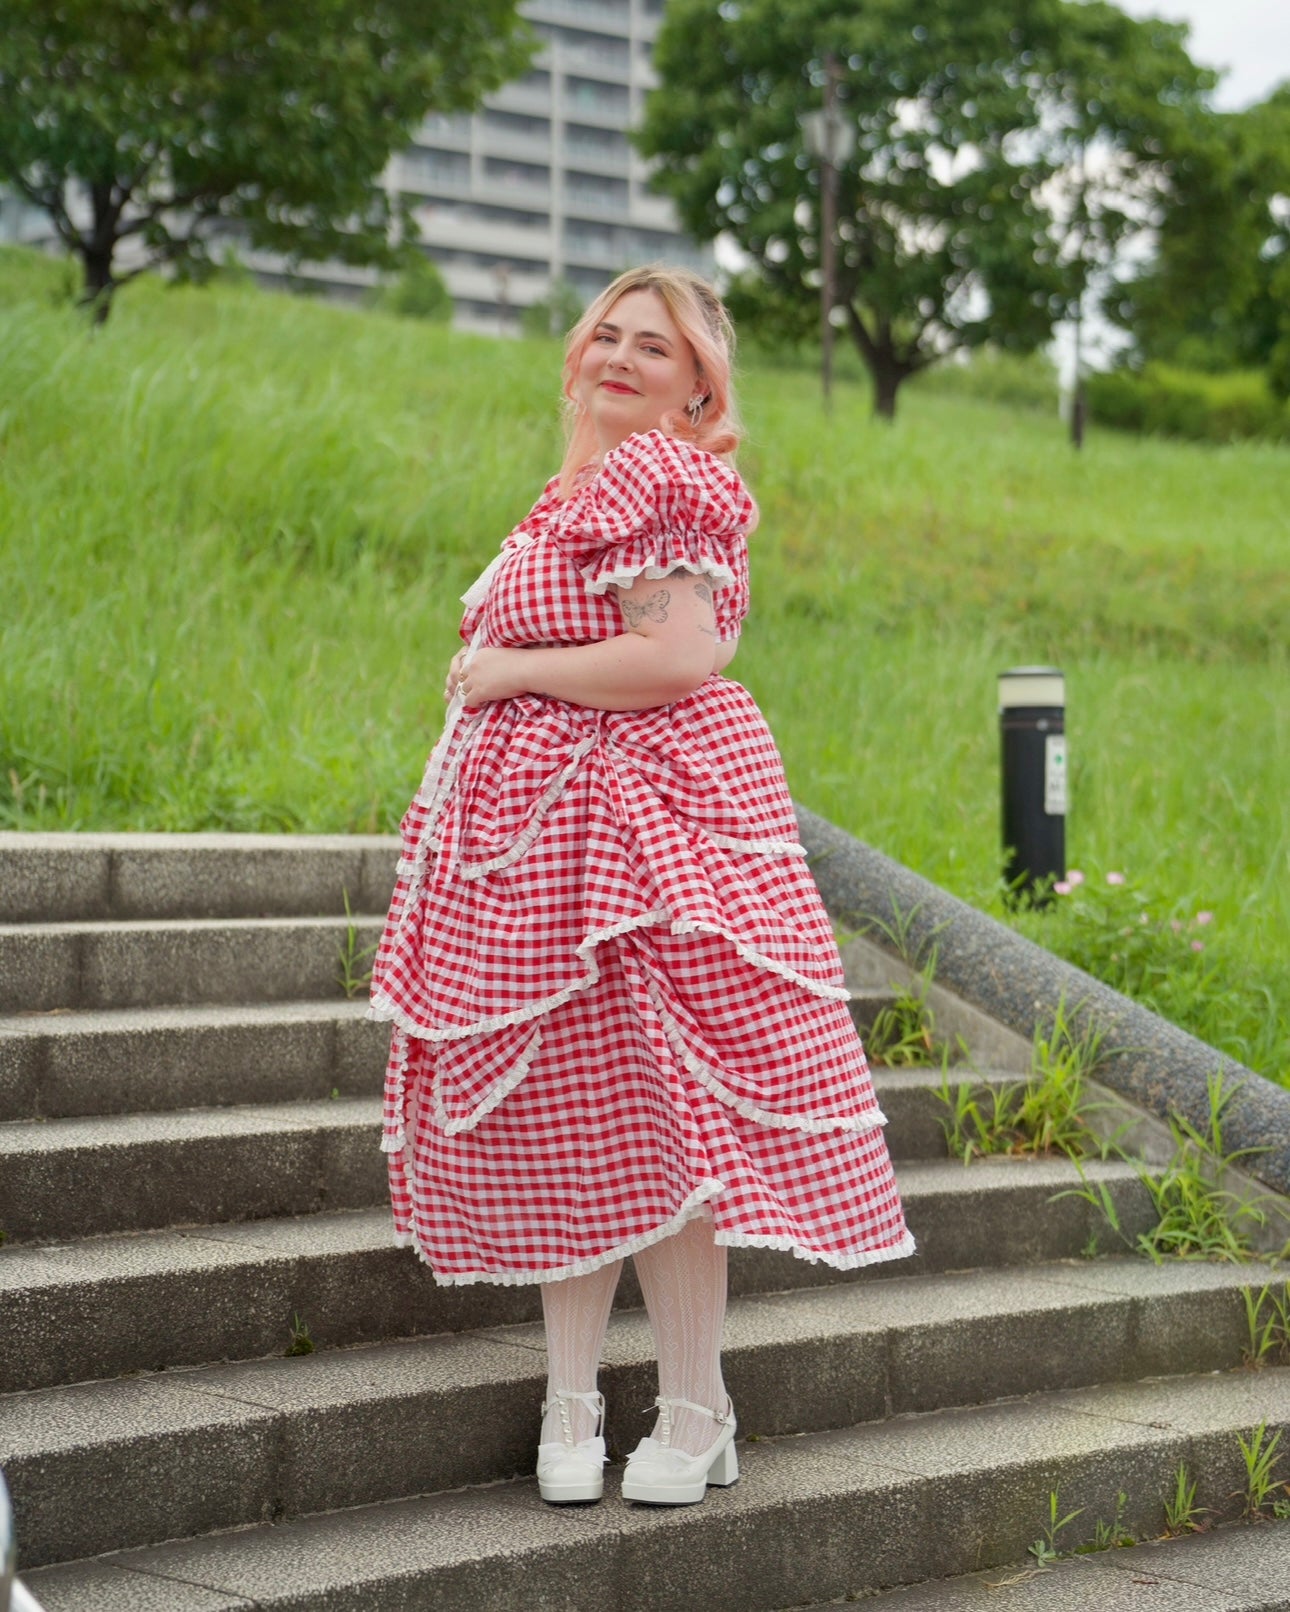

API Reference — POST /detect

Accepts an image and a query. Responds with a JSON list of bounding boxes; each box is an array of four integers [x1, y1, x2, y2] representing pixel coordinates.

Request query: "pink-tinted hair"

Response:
[[557, 264, 743, 497]]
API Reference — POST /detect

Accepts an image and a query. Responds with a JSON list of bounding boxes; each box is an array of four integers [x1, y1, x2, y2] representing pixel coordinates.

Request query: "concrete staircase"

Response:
[[1, 833, 1287, 1611]]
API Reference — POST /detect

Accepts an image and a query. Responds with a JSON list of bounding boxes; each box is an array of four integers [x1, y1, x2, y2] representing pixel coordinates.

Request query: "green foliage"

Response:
[[637, 0, 1211, 418], [1028, 1490, 1086, 1567], [1237, 1423, 1287, 1520], [0, 243, 77, 307], [911, 349, 1060, 414], [1243, 1282, 1290, 1369], [1112, 85, 1290, 382], [1087, 365, 1290, 444], [1060, 1072, 1279, 1263], [373, 256, 454, 324], [337, 892, 378, 999], [1162, 1462, 1206, 1536], [1008, 869, 1286, 1082], [0, 0, 534, 318], [285, 1314, 316, 1357], [520, 279, 584, 340], [937, 998, 1106, 1163]]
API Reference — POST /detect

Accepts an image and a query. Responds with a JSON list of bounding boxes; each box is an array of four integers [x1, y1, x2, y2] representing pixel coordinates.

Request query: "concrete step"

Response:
[[21, 1368, 1290, 1609], [0, 1158, 1157, 1393], [796, 1521, 1290, 1610], [0, 831, 398, 924], [0, 915, 386, 1013], [0, 999, 386, 1121], [2, 1260, 1275, 1571], [0, 993, 939, 1125], [0, 1096, 384, 1244], [0, 1062, 1025, 1250]]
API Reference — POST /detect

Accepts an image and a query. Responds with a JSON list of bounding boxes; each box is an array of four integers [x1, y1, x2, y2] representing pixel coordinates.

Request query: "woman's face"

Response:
[[575, 288, 701, 453]]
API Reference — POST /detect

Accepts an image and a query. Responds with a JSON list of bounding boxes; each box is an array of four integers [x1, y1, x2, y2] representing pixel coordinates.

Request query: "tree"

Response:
[[0, 0, 533, 322], [1109, 84, 1290, 392], [373, 253, 454, 323], [636, 0, 1210, 419]]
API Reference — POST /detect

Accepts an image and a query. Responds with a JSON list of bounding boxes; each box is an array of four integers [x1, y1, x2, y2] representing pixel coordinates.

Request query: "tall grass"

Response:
[[2, 249, 1286, 1084]]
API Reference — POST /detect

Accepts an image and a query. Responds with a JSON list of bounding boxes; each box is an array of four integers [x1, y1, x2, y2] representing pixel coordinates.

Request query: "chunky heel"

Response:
[[706, 1438, 739, 1487]]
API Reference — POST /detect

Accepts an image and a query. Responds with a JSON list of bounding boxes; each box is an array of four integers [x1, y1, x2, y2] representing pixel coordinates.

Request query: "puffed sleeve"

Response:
[[553, 430, 755, 635]]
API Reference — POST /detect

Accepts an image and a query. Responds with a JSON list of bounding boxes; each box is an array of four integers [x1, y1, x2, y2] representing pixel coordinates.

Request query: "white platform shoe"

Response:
[[536, 1389, 607, 1504], [620, 1395, 739, 1505]]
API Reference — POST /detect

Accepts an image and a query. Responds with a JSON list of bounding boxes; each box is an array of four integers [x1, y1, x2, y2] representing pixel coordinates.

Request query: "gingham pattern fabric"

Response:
[[370, 430, 913, 1285]]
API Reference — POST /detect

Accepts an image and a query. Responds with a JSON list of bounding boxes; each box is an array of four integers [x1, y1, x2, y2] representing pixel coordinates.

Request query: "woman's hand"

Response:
[[444, 649, 469, 703], [452, 647, 531, 707]]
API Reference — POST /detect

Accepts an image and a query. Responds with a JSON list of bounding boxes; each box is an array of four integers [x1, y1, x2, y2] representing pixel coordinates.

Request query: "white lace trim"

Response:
[[379, 1027, 413, 1154], [715, 1227, 918, 1270], [457, 736, 597, 879], [401, 1182, 727, 1287], [667, 919, 851, 1001], [699, 831, 808, 858], [583, 559, 737, 597], [644, 977, 886, 1136], [431, 1024, 545, 1136]]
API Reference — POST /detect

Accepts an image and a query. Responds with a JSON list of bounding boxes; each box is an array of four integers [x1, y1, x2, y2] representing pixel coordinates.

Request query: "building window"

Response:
[[403, 148, 471, 189], [563, 76, 629, 121], [484, 157, 552, 192], [563, 122, 629, 161], [483, 110, 552, 143], [564, 171, 629, 215]]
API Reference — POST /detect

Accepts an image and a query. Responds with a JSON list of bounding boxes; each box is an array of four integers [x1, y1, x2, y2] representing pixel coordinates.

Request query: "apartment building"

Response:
[[2, 0, 709, 322], [387, 0, 711, 331]]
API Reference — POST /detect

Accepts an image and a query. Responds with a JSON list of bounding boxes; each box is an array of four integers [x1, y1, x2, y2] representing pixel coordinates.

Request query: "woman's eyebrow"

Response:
[[596, 322, 673, 345]]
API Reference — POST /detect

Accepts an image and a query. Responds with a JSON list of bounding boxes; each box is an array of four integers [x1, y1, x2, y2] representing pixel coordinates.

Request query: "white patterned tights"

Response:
[[539, 1211, 729, 1458]]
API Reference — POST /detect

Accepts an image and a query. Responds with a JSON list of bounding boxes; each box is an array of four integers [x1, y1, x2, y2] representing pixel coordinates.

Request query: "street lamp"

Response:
[[801, 55, 855, 411]]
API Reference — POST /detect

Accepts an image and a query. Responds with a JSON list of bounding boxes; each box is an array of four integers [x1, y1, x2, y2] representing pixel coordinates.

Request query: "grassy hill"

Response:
[[2, 246, 1285, 1086]]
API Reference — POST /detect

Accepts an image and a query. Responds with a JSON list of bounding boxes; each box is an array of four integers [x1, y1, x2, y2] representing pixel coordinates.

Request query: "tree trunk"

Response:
[[871, 358, 902, 420], [81, 185, 118, 325]]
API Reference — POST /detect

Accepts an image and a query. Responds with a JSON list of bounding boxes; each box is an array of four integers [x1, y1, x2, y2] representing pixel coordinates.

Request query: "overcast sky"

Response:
[[1115, 0, 1290, 110]]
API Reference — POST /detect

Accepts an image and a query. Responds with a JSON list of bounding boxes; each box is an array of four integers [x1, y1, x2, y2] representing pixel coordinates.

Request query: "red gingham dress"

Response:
[[369, 430, 914, 1285]]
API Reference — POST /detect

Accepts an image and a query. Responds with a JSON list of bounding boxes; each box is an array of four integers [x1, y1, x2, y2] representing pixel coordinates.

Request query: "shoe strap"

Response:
[[542, 1389, 606, 1446], [648, 1394, 734, 1444]]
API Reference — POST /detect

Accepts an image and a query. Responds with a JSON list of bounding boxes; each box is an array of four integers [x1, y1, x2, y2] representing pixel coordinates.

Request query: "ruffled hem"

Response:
[[390, 1200, 917, 1285], [432, 1023, 545, 1136], [583, 558, 738, 596], [369, 905, 848, 1050], [644, 977, 884, 1137], [395, 1180, 727, 1286], [714, 1226, 918, 1271]]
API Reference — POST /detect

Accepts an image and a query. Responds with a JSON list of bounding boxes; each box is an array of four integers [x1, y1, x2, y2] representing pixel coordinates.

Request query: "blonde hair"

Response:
[[558, 264, 743, 496]]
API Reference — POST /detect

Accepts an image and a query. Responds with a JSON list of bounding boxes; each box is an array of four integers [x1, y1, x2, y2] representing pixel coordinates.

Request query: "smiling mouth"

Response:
[[599, 381, 639, 394]]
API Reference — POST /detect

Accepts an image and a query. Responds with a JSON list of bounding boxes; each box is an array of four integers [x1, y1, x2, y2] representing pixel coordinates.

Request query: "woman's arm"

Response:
[[459, 570, 723, 712]]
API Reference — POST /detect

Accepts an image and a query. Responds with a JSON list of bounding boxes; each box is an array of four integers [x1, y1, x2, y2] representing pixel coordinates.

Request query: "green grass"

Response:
[[2, 246, 1286, 1086]]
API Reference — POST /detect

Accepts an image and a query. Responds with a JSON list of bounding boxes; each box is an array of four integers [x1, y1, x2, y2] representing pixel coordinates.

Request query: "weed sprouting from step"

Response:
[[1027, 1489, 1085, 1566], [1237, 1422, 1288, 1519], [337, 888, 377, 1000], [1056, 1070, 1280, 1263], [845, 898, 952, 1067], [1077, 1491, 1136, 1554], [1163, 1461, 1208, 1536], [936, 995, 1108, 1162], [285, 1313, 316, 1357], [867, 969, 947, 1066], [1243, 1281, 1290, 1368]]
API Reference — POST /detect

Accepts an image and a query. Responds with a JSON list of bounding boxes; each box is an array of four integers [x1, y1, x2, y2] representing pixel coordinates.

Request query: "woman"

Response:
[[369, 265, 913, 1509]]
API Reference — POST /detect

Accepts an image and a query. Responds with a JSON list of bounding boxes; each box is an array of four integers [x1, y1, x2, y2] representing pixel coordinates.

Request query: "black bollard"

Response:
[[999, 666, 1066, 906]]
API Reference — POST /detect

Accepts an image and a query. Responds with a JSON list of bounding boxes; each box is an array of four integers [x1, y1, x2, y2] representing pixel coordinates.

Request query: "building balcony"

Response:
[[417, 211, 554, 264], [526, 0, 631, 33], [489, 79, 554, 118]]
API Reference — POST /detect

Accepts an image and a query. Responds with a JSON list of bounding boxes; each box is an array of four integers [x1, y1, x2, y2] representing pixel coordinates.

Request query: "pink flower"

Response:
[[1066, 870, 1086, 886], [1106, 872, 1126, 886], [1170, 920, 1182, 933], [1190, 940, 1205, 953], [1196, 911, 1214, 926], [1054, 880, 1072, 894]]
